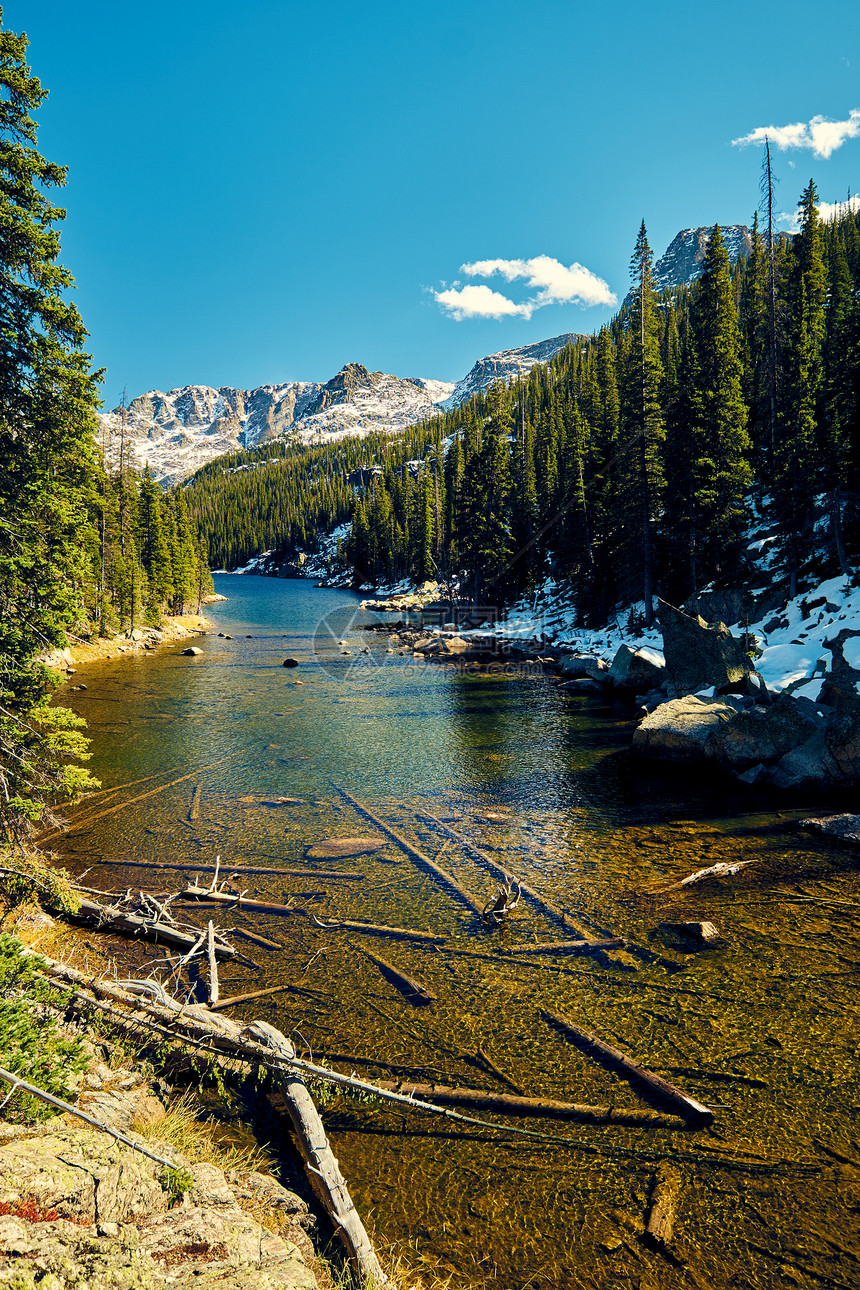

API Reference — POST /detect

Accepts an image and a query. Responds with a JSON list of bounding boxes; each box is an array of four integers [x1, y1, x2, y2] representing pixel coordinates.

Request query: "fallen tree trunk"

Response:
[[181, 885, 304, 916], [369, 1080, 686, 1126], [311, 915, 444, 944], [416, 809, 636, 969], [210, 983, 314, 1011], [86, 859, 363, 879], [332, 784, 486, 916], [660, 860, 755, 892], [541, 1010, 714, 1124], [71, 898, 236, 958], [206, 921, 219, 1005]]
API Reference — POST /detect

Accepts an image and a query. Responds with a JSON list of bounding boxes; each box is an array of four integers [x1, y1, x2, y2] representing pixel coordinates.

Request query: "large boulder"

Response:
[[608, 644, 667, 693], [657, 599, 755, 696], [706, 692, 822, 770], [559, 653, 610, 682], [632, 695, 738, 762]]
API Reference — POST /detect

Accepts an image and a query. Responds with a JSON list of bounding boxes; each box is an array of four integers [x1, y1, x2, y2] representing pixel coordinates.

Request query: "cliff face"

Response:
[[441, 333, 583, 410]]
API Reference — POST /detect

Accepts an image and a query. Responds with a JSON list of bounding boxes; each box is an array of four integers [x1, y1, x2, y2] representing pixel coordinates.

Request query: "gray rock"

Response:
[[283, 658, 299, 668], [706, 692, 822, 770], [632, 695, 737, 762], [181, 646, 203, 656], [658, 599, 754, 696], [559, 653, 610, 681], [801, 813, 860, 845], [557, 677, 604, 693], [608, 644, 667, 692]]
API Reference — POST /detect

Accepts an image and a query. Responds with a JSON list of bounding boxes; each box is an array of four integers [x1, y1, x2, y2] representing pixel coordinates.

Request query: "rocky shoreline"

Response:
[[40, 612, 214, 679]]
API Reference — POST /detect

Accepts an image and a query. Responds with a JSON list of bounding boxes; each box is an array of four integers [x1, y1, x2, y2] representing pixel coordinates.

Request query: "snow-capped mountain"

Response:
[[101, 227, 758, 487], [441, 333, 583, 410], [651, 225, 752, 293], [99, 365, 455, 485]]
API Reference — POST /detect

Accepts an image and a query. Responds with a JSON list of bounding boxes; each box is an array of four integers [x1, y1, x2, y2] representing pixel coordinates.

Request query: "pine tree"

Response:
[[620, 221, 664, 626], [687, 225, 752, 588], [0, 15, 101, 838]]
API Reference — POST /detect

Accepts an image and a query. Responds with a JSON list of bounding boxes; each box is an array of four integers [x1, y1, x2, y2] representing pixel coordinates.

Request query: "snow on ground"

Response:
[[464, 573, 860, 697]]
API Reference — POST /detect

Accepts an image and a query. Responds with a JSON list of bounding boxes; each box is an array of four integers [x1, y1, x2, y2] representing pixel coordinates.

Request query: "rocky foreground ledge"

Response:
[[0, 1053, 320, 1290]]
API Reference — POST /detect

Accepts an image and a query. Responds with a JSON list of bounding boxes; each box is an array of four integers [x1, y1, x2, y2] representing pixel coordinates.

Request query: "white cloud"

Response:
[[778, 192, 860, 231], [732, 109, 860, 159], [433, 254, 616, 321], [434, 283, 530, 321]]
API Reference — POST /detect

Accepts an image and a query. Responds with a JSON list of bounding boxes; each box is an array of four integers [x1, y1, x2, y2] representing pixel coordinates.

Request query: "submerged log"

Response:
[[333, 784, 486, 916], [87, 858, 363, 879], [189, 784, 202, 821], [311, 915, 444, 944], [645, 1161, 683, 1254], [358, 946, 436, 1006], [181, 885, 304, 916], [71, 898, 236, 958], [369, 1080, 686, 1126], [541, 1010, 714, 1124], [416, 808, 636, 968]]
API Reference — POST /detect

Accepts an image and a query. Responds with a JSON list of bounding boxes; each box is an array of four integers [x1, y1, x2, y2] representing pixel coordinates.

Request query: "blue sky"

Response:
[[14, 0, 860, 406]]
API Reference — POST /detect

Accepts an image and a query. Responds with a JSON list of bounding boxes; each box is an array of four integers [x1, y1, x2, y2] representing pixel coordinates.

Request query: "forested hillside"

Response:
[[346, 191, 860, 618], [189, 184, 859, 622]]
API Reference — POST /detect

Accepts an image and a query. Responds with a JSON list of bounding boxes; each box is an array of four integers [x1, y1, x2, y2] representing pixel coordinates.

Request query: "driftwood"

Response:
[[482, 877, 521, 926], [229, 927, 284, 951], [645, 1162, 683, 1255], [211, 983, 308, 1012], [541, 1010, 714, 1124], [32, 953, 700, 1152], [86, 858, 363, 879], [332, 784, 485, 916], [311, 914, 443, 944], [509, 938, 625, 955], [369, 1079, 686, 1126], [206, 921, 219, 1005], [305, 836, 387, 859], [358, 945, 436, 1006], [72, 898, 236, 958], [660, 860, 755, 891], [416, 808, 636, 968], [181, 885, 303, 916]]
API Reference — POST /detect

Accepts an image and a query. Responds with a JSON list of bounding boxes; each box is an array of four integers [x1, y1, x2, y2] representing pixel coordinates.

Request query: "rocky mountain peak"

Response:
[[651, 225, 752, 293]]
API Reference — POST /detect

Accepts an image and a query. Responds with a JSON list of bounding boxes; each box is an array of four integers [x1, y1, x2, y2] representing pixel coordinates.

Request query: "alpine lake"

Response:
[[50, 574, 860, 1290]]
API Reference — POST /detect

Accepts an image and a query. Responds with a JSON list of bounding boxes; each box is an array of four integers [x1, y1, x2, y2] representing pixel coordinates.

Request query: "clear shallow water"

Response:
[[52, 576, 860, 1290]]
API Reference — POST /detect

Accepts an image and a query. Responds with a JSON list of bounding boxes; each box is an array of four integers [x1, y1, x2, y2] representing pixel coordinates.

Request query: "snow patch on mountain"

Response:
[[99, 365, 455, 486]]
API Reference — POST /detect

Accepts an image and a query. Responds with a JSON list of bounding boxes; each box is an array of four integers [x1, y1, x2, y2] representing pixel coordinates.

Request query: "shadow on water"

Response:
[[49, 575, 860, 1290]]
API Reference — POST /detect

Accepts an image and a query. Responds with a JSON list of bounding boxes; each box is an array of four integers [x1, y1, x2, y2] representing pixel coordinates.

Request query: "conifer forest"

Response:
[[186, 196, 860, 628]]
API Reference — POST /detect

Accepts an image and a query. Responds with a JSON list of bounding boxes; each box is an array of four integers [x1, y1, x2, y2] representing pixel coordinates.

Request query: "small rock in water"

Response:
[[658, 920, 721, 949], [181, 646, 203, 656], [283, 658, 299, 668]]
